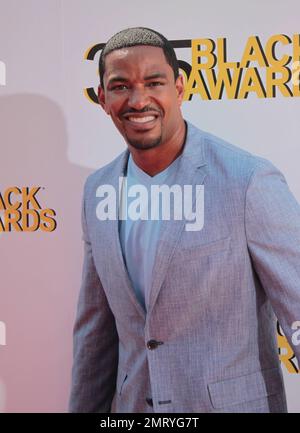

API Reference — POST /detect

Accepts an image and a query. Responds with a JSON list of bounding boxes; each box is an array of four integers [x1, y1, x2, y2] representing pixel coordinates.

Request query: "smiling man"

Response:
[[98, 38, 186, 175], [69, 27, 300, 413]]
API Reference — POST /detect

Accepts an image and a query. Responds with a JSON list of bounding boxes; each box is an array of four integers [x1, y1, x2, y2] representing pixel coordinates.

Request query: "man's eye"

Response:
[[148, 82, 163, 87], [111, 85, 128, 91]]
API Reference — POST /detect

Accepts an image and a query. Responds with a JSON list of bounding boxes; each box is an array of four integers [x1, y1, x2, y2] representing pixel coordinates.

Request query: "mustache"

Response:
[[122, 107, 161, 116]]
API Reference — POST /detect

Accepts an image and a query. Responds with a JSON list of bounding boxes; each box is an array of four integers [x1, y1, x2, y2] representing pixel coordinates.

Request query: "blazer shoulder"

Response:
[[200, 128, 277, 181], [83, 150, 127, 196]]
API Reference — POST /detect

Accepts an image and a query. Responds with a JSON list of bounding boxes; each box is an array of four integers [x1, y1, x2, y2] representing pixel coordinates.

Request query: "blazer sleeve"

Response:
[[68, 180, 119, 413], [245, 159, 300, 365]]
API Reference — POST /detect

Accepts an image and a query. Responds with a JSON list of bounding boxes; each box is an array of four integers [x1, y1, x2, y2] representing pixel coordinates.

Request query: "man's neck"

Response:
[[128, 120, 187, 177]]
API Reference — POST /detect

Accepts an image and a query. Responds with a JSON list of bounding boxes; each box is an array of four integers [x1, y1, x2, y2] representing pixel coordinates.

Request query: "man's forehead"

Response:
[[104, 45, 168, 69]]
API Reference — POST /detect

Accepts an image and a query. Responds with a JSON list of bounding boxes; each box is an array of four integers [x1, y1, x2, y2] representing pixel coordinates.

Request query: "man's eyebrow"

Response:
[[144, 72, 167, 80], [107, 76, 128, 85], [107, 72, 167, 86]]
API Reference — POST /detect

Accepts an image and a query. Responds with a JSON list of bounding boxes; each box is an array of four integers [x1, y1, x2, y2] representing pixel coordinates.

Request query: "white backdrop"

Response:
[[0, 0, 299, 412]]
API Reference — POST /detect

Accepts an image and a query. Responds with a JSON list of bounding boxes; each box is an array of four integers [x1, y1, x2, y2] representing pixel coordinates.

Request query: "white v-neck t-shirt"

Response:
[[119, 153, 181, 311]]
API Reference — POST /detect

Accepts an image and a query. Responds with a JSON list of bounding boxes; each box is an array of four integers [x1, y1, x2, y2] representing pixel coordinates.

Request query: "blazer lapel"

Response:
[[147, 122, 207, 314], [106, 149, 147, 319]]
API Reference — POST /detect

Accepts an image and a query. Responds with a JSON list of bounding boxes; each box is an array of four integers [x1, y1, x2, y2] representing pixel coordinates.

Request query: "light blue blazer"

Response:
[[69, 121, 300, 412]]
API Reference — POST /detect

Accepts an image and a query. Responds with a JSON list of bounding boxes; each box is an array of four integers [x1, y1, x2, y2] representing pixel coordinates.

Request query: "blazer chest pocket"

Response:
[[171, 236, 231, 264]]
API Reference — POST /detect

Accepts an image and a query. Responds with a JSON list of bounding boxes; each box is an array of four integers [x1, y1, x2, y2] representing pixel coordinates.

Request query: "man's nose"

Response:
[[127, 88, 150, 110]]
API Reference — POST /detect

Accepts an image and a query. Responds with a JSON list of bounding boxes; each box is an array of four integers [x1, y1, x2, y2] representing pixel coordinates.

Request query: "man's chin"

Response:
[[126, 135, 162, 150]]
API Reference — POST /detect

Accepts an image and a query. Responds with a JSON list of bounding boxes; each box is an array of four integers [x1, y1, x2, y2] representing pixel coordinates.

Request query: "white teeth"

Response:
[[128, 116, 155, 123]]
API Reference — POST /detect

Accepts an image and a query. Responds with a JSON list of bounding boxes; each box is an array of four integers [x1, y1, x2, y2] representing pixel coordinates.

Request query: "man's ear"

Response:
[[98, 85, 110, 115], [175, 74, 185, 106]]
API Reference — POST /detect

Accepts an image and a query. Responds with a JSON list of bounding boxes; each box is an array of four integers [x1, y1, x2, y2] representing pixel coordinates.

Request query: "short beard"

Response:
[[127, 134, 162, 150]]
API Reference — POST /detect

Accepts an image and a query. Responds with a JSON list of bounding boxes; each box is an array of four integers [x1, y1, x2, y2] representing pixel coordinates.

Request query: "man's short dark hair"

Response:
[[99, 27, 179, 88]]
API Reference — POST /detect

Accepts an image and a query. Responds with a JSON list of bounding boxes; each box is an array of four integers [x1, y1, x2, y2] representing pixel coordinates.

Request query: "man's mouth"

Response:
[[122, 111, 160, 128], [127, 115, 156, 124]]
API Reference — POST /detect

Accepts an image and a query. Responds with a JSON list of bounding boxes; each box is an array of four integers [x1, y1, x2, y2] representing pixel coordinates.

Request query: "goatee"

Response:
[[127, 135, 162, 150]]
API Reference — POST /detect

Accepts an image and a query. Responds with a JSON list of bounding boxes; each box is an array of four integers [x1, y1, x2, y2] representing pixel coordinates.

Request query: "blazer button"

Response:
[[146, 397, 153, 407], [147, 339, 164, 350]]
